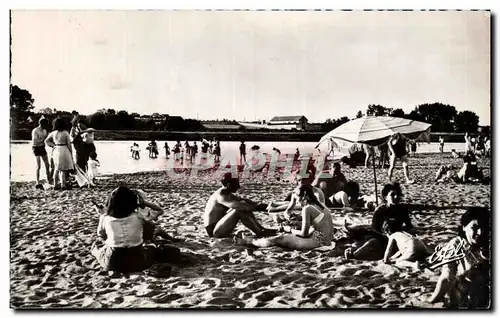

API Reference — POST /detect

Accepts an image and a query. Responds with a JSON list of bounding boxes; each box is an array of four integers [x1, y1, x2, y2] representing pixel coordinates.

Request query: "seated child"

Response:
[[91, 186, 178, 273], [451, 149, 460, 159], [382, 219, 430, 266]]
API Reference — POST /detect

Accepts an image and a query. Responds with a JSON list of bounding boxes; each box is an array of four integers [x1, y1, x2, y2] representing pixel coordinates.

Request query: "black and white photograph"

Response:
[[8, 8, 491, 309]]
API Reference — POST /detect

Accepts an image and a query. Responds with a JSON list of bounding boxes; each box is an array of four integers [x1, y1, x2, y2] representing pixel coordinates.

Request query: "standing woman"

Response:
[[70, 116, 86, 171], [45, 118, 74, 190]]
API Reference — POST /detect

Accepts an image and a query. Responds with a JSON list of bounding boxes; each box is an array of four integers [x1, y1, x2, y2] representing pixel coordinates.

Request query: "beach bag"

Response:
[[74, 164, 95, 187]]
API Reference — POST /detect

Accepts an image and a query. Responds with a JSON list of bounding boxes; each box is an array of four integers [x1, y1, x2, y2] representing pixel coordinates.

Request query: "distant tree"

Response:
[[10, 84, 35, 114], [356, 111, 363, 118], [411, 103, 458, 132], [390, 108, 405, 118], [88, 111, 107, 130], [454, 110, 479, 133], [71, 110, 79, 116], [366, 104, 393, 116]]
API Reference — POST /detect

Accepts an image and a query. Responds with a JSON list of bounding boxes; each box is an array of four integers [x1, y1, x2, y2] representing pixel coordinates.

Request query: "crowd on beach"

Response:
[[28, 116, 491, 308], [31, 116, 100, 190]]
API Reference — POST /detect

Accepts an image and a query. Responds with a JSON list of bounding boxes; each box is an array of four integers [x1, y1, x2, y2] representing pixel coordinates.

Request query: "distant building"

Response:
[[134, 114, 181, 124], [268, 116, 308, 131]]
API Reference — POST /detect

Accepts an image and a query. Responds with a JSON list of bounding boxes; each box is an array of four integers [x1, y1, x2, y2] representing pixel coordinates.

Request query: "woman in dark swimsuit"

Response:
[[388, 133, 414, 184]]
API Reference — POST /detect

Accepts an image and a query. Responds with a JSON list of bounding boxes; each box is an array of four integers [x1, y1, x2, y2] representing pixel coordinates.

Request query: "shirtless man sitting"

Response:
[[204, 173, 277, 238]]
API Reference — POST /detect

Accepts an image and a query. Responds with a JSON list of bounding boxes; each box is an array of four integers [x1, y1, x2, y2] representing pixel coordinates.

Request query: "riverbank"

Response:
[[11, 128, 469, 142], [10, 153, 491, 308]]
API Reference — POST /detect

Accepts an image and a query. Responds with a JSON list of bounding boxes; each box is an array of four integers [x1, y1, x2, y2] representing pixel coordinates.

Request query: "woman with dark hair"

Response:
[[344, 182, 414, 260], [427, 207, 490, 308], [70, 116, 85, 170], [45, 118, 74, 190], [234, 184, 336, 250], [91, 186, 175, 273]]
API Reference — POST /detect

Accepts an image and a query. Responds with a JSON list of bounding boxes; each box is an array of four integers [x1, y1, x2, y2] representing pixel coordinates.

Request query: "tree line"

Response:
[[10, 84, 488, 135]]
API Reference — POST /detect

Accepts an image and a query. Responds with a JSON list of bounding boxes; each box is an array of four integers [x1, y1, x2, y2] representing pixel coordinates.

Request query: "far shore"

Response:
[[11, 129, 468, 142]]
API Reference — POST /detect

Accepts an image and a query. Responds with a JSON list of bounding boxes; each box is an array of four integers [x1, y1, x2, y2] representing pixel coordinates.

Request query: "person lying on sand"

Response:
[[91, 186, 179, 273], [382, 219, 430, 267], [311, 163, 357, 210], [344, 182, 414, 260], [234, 184, 336, 250], [266, 173, 325, 222], [435, 153, 489, 184], [203, 173, 277, 238], [427, 207, 490, 308]]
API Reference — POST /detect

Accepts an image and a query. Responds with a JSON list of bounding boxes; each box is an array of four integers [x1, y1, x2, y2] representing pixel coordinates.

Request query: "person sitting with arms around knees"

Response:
[[234, 184, 336, 250], [203, 173, 277, 238], [267, 172, 325, 223], [387, 133, 414, 184], [344, 182, 414, 260], [427, 207, 490, 308], [91, 186, 178, 273], [382, 219, 430, 268]]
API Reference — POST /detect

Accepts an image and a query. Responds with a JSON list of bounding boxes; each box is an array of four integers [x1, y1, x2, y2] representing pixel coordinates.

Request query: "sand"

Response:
[[10, 153, 491, 309]]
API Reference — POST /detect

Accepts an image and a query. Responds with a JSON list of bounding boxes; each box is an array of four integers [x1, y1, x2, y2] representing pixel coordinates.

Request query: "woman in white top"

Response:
[[44, 118, 74, 190], [91, 186, 171, 273], [234, 184, 336, 250]]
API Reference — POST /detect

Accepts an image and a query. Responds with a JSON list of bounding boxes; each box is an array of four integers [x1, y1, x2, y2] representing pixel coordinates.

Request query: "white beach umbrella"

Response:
[[316, 116, 432, 204]]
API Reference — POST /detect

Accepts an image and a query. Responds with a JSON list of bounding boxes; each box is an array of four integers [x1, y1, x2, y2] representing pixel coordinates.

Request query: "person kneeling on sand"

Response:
[[203, 173, 277, 238], [234, 184, 336, 250], [91, 186, 179, 274], [382, 219, 430, 269]]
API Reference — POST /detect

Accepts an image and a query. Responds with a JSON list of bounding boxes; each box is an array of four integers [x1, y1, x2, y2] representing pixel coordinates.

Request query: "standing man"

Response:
[[439, 136, 444, 154], [387, 133, 414, 184], [239, 141, 246, 165], [31, 117, 52, 188]]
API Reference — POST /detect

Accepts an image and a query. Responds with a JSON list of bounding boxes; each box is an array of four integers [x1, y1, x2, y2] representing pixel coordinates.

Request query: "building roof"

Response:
[[270, 116, 307, 122]]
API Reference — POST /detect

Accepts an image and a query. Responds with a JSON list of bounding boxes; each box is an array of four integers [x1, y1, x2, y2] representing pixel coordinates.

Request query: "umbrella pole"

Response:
[[372, 153, 378, 205]]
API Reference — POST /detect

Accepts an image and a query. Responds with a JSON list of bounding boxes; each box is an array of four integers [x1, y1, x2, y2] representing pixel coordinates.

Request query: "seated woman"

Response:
[[427, 207, 490, 308], [267, 173, 325, 222], [344, 182, 414, 260], [312, 163, 347, 207], [91, 186, 177, 273], [234, 184, 336, 250]]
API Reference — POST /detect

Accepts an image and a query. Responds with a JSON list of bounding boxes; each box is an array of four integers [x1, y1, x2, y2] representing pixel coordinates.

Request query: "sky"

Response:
[[10, 10, 491, 124]]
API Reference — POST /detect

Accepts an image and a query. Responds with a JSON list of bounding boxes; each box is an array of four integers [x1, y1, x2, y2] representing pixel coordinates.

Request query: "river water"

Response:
[[10, 140, 465, 182]]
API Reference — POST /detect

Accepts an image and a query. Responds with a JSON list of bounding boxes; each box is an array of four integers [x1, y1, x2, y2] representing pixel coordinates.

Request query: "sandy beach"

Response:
[[9, 153, 491, 309]]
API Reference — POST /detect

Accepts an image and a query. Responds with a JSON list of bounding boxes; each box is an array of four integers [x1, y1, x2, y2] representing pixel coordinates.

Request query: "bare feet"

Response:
[[406, 179, 415, 184]]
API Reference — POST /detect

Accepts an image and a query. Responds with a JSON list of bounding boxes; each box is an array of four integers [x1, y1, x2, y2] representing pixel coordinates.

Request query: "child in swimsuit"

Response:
[[382, 219, 429, 265]]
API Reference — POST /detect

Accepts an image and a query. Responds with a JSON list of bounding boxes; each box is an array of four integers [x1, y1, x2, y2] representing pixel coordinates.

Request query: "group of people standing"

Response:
[[31, 116, 99, 190]]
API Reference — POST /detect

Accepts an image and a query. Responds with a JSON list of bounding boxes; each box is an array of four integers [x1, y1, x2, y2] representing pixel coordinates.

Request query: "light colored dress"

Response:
[[88, 159, 100, 180], [45, 130, 74, 171]]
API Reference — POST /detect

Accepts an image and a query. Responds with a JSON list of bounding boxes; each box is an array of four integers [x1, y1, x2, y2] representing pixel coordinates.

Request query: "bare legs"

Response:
[[35, 155, 52, 185], [212, 209, 276, 238], [235, 233, 320, 250], [388, 155, 413, 184]]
